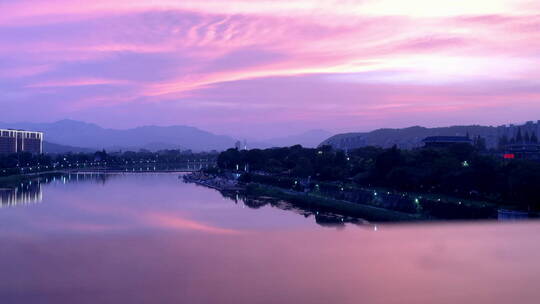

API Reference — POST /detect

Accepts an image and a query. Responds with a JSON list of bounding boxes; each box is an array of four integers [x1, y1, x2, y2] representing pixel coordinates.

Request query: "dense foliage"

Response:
[[218, 144, 540, 210]]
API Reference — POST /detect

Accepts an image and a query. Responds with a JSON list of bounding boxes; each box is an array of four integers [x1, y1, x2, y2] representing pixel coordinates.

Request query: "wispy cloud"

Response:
[[26, 78, 129, 88], [1, 0, 539, 135]]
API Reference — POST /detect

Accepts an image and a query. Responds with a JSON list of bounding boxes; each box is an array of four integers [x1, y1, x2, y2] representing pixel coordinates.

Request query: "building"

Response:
[[503, 143, 540, 161], [234, 140, 248, 150], [500, 128, 540, 161], [422, 136, 473, 148], [0, 129, 43, 154]]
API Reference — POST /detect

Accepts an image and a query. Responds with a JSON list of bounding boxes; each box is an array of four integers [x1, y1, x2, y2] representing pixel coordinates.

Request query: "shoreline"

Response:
[[0, 171, 65, 187], [181, 172, 534, 221], [182, 172, 424, 222], [0, 170, 193, 187], [3, 170, 533, 221], [244, 183, 423, 222]]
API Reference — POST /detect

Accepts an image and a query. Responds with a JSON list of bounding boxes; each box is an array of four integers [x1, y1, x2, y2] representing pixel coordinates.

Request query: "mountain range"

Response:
[[0, 120, 334, 153], [1, 120, 237, 152], [263, 129, 333, 148], [43, 141, 95, 154], [321, 121, 540, 150], [6, 118, 537, 153]]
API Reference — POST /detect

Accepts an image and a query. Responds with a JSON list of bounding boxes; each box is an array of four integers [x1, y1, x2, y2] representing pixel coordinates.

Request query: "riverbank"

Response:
[[184, 170, 539, 221], [183, 172, 423, 221], [0, 167, 200, 184], [182, 172, 244, 191], [245, 183, 423, 222]]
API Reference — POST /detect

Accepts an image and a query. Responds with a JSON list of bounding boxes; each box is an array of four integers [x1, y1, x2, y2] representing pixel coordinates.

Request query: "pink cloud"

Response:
[[26, 78, 129, 88], [0, 0, 539, 136], [0, 64, 52, 78]]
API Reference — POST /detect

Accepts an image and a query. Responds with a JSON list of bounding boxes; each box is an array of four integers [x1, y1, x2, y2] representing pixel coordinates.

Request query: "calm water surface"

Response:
[[0, 173, 539, 304]]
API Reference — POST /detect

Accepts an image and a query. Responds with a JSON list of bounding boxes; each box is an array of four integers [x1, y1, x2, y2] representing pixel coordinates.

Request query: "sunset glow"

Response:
[[1, 0, 539, 136]]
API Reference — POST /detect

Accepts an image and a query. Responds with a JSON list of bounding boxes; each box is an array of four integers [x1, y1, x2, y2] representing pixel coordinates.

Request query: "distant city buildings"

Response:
[[500, 127, 540, 160], [234, 140, 248, 150], [321, 120, 540, 151], [0, 129, 43, 154]]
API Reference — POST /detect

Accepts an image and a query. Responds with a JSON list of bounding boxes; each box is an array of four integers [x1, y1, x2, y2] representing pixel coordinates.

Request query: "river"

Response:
[[0, 173, 539, 303]]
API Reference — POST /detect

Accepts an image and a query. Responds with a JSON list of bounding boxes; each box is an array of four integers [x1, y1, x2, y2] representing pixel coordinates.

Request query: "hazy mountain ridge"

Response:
[[8, 119, 540, 153], [264, 129, 333, 148], [0, 120, 334, 152], [321, 122, 540, 150], [43, 141, 95, 154], [0, 120, 238, 152]]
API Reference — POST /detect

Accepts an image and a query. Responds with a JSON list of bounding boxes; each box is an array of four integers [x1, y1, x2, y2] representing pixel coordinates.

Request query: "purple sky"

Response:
[[1, 0, 540, 138]]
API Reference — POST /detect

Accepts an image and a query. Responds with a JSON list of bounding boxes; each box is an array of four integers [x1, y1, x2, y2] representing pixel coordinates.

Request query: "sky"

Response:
[[1, 0, 540, 138]]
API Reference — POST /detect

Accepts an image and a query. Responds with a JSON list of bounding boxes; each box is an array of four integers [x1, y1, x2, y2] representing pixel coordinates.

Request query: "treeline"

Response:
[[218, 144, 540, 210], [0, 150, 218, 175]]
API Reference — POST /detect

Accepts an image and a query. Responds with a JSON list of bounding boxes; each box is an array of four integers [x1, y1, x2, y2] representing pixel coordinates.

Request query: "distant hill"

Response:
[[320, 121, 540, 150], [265, 129, 333, 148], [43, 141, 95, 154], [0, 120, 238, 152]]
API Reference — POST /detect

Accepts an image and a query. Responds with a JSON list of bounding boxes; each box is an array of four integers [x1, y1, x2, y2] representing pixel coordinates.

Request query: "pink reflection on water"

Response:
[[143, 212, 245, 235], [1, 222, 540, 303]]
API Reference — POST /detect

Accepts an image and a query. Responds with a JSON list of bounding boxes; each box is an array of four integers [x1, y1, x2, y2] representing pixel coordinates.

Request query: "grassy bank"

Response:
[[245, 183, 423, 222], [243, 173, 499, 219]]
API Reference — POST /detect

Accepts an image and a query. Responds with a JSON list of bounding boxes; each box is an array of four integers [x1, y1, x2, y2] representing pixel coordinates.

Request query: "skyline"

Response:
[[1, 0, 540, 138]]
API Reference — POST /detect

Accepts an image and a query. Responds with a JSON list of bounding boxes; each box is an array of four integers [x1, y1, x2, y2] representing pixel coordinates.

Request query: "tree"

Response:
[[516, 128, 523, 143], [374, 145, 403, 182], [474, 136, 487, 151], [524, 131, 531, 143], [506, 162, 540, 210], [531, 132, 539, 143], [94, 150, 108, 162], [245, 149, 264, 170], [217, 148, 242, 169], [447, 143, 475, 161], [292, 157, 314, 178], [498, 135, 509, 150]]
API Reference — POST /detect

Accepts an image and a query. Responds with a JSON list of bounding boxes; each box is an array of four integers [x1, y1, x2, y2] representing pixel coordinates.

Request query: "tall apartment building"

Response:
[[0, 129, 43, 154]]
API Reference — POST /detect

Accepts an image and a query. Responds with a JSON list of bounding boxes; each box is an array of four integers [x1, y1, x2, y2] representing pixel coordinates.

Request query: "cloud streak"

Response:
[[1, 0, 539, 136]]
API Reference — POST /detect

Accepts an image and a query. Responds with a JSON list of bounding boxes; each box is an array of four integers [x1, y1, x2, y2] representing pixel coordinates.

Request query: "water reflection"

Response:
[[1, 223, 540, 304], [0, 173, 368, 238], [0, 173, 539, 304], [52, 172, 117, 185], [0, 173, 117, 209], [219, 190, 368, 228], [0, 182, 42, 207], [1, 173, 371, 229]]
